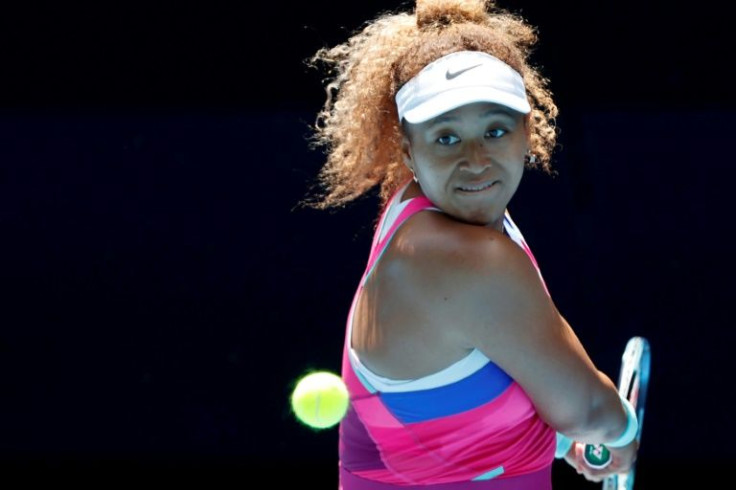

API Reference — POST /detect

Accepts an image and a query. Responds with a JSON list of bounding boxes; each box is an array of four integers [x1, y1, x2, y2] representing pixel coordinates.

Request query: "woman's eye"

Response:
[[436, 134, 460, 145], [486, 128, 507, 138]]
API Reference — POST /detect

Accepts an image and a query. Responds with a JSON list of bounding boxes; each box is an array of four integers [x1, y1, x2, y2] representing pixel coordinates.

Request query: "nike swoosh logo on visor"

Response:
[[445, 64, 483, 80]]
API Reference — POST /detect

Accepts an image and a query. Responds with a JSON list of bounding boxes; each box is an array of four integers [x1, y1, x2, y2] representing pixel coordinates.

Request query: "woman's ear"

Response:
[[401, 135, 413, 170], [524, 114, 535, 150], [402, 136, 420, 183]]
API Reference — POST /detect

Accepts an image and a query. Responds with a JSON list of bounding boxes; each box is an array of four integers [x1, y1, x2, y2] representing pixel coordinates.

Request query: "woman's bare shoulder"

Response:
[[391, 210, 531, 275], [385, 210, 553, 343]]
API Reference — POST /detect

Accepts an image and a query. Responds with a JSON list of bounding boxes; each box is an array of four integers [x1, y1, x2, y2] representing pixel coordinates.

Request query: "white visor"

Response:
[[396, 51, 531, 124]]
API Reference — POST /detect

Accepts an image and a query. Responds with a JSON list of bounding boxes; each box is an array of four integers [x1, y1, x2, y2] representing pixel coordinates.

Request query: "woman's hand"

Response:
[[563, 439, 639, 483]]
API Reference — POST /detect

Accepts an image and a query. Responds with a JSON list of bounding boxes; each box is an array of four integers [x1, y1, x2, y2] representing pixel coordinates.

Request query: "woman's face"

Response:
[[402, 102, 529, 229]]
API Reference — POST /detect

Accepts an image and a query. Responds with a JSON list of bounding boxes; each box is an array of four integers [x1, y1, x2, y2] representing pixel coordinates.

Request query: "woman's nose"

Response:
[[462, 140, 492, 171]]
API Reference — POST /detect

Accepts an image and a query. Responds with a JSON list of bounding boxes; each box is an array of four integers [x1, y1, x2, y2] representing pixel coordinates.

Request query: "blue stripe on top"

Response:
[[380, 360, 513, 423]]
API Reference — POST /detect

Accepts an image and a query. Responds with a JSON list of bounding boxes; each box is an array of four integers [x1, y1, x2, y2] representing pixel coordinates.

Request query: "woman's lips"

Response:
[[457, 180, 497, 193]]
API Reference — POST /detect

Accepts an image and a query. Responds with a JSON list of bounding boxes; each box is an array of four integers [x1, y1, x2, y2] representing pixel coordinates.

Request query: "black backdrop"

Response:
[[1, 1, 734, 488]]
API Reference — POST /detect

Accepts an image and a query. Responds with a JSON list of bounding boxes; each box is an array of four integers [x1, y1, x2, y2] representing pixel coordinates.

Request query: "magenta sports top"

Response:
[[338, 183, 556, 489]]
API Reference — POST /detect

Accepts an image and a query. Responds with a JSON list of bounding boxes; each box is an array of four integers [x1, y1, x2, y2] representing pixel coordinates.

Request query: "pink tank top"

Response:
[[339, 183, 555, 489]]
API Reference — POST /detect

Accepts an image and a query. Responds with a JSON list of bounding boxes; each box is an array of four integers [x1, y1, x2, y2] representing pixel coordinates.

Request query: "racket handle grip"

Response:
[[583, 443, 611, 468]]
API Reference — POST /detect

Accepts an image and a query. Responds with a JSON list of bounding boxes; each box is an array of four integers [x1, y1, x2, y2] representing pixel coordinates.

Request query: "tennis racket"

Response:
[[583, 336, 651, 490]]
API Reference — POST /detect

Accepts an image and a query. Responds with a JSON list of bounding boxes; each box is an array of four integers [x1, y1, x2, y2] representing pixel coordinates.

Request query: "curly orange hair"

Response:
[[303, 0, 559, 212]]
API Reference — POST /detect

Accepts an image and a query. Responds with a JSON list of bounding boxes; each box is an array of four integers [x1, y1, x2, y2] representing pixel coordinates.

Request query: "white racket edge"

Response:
[[602, 336, 651, 490]]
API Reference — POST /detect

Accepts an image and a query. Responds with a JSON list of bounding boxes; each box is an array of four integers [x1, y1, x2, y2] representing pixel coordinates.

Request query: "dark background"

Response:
[[1, 1, 733, 487]]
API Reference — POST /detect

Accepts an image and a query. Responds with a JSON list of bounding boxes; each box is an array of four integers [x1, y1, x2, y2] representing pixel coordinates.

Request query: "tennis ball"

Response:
[[290, 370, 349, 429]]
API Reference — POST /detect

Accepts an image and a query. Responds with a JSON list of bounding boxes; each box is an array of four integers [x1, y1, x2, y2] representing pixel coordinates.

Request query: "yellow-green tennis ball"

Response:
[[290, 371, 349, 429]]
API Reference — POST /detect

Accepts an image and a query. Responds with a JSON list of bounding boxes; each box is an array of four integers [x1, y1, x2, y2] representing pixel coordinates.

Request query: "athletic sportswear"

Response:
[[339, 183, 556, 489]]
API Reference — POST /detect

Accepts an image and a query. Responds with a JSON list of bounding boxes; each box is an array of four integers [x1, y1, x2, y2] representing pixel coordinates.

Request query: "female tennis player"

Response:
[[302, 0, 639, 487]]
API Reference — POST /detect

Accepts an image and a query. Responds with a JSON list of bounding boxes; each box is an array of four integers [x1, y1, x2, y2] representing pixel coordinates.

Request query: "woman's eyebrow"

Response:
[[428, 108, 515, 128]]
